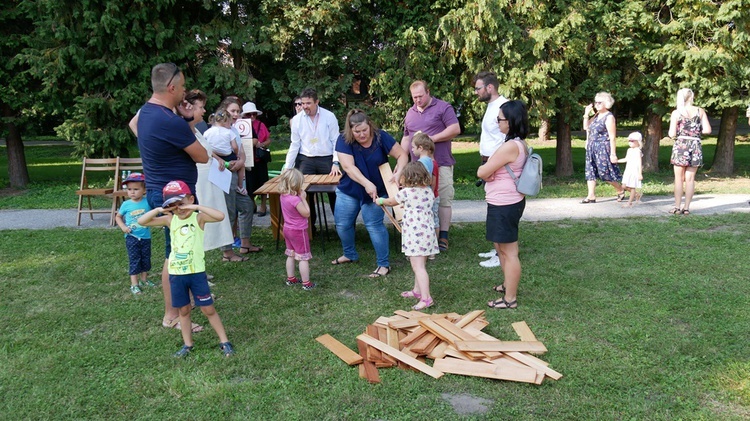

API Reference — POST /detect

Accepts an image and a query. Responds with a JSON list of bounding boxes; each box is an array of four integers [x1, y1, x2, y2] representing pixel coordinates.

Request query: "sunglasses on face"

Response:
[[294, 102, 303, 106]]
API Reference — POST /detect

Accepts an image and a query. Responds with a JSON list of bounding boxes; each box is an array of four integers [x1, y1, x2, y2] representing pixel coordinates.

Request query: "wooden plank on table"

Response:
[[433, 357, 537, 383], [505, 351, 562, 380], [356, 339, 381, 384], [315, 334, 364, 366], [357, 334, 444, 379], [454, 340, 548, 353]]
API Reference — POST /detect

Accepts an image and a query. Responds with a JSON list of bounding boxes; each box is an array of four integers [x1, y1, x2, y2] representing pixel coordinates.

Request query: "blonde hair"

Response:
[[399, 162, 432, 188], [676, 88, 695, 108], [208, 107, 231, 125], [278, 168, 304, 195], [412, 131, 435, 154], [628, 132, 643, 149], [595, 92, 615, 109]]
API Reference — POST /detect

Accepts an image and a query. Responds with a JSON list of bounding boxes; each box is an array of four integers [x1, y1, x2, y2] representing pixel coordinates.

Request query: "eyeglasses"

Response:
[[294, 102, 302, 106], [594, 101, 602, 105], [166, 63, 180, 87], [474, 85, 486, 92], [496, 117, 508, 123]]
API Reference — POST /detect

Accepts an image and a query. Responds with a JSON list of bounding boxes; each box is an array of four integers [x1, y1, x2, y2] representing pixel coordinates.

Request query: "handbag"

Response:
[[256, 147, 272, 163]]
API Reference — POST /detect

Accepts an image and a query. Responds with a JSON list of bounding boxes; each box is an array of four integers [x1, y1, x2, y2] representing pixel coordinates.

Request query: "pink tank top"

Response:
[[484, 139, 527, 206]]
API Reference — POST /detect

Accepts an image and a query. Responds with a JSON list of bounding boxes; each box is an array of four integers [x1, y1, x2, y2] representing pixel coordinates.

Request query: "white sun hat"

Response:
[[241, 102, 263, 116]]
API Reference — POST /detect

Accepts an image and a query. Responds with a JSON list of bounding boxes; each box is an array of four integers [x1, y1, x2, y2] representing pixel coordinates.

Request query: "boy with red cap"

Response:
[[138, 180, 234, 357], [115, 172, 155, 295]]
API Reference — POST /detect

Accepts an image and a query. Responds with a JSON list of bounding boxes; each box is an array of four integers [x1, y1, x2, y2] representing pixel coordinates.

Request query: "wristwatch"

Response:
[[333, 161, 340, 166]]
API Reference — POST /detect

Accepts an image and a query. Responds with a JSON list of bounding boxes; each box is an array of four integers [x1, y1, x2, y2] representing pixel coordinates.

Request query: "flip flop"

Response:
[[331, 256, 357, 265], [368, 266, 390, 278], [162, 318, 204, 333], [238, 245, 262, 254]]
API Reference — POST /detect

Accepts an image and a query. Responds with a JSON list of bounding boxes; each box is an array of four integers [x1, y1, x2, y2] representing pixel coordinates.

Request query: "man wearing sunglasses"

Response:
[[473, 71, 509, 268], [136, 62, 210, 333]]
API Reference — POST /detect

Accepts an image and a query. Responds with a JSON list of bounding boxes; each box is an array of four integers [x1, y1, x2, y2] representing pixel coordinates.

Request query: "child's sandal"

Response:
[[400, 290, 421, 299]]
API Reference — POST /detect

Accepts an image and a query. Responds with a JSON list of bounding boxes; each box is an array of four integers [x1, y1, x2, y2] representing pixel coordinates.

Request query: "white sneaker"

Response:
[[480, 255, 501, 268], [478, 249, 497, 258]]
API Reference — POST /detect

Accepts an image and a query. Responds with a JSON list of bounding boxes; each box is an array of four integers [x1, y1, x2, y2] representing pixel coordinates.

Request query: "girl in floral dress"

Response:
[[377, 162, 438, 310]]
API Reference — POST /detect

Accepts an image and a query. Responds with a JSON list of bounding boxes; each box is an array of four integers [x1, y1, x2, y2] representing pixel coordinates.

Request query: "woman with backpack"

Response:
[[477, 100, 530, 310]]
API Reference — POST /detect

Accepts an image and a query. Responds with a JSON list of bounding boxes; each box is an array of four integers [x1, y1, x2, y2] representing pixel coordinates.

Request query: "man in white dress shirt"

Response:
[[284, 87, 341, 222], [473, 71, 509, 268]]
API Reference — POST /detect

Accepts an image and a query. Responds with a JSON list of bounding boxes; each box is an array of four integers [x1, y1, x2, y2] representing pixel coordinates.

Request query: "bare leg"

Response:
[[200, 304, 229, 343], [673, 165, 686, 209], [586, 180, 597, 200], [130, 274, 139, 287], [683, 167, 698, 211], [286, 256, 296, 278], [438, 206, 451, 232], [162, 260, 179, 323], [610, 180, 624, 195], [497, 242, 520, 303], [410, 256, 431, 302], [299, 260, 310, 283], [178, 304, 193, 346]]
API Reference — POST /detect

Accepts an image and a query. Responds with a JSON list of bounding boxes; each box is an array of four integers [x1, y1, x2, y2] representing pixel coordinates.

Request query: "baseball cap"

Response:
[[122, 172, 145, 188], [162, 180, 191, 207]]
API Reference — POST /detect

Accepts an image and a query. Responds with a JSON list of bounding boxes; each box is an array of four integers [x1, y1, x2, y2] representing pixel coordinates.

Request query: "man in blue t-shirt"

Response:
[[136, 63, 209, 332]]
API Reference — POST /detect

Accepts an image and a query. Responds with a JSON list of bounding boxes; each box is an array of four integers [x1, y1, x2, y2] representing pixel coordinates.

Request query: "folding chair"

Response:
[[111, 157, 143, 225], [75, 157, 119, 226]]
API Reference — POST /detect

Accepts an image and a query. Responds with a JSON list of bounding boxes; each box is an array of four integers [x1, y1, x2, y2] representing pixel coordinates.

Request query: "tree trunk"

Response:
[[711, 106, 737, 175], [642, 108, 663, 173], [538, 116, 550, 142], [554, 111, 573, 177], [1, 101, 30, 189]]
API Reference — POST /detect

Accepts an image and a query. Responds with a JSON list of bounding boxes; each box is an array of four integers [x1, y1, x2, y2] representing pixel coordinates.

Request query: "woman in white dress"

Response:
[[185, 90, 234, 250]]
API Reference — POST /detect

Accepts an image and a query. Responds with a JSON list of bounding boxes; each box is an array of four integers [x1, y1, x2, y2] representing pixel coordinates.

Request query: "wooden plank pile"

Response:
[[315, 310, 562, 384]]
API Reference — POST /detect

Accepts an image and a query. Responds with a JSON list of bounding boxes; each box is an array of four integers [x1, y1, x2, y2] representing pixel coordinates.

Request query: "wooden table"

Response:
[[254, 174, 341, 249]]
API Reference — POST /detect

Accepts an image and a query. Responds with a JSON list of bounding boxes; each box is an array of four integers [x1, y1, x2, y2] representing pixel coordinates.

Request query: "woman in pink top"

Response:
[[477, 100, 529, 310]]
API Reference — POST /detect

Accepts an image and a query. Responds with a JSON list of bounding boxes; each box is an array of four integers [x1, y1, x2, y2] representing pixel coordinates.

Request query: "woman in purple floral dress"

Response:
[[667, 88, 712, 215], [581, 92, 624, 203]]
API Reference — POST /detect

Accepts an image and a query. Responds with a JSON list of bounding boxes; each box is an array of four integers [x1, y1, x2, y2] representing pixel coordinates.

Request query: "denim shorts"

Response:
[[169, 272, 213, 308]]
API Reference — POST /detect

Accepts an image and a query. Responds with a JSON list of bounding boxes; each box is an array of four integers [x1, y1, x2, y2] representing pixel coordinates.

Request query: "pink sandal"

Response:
[[412, 297, 434, 311], [400, 290, 421, 299]]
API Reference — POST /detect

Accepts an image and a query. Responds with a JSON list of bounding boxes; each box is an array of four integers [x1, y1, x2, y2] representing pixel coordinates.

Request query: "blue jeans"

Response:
[[334, 189, 389, 268]]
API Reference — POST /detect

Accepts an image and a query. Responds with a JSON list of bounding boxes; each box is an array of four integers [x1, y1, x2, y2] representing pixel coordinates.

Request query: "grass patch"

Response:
[[3, 136, 750, 209], [1, 216, 749, 419]]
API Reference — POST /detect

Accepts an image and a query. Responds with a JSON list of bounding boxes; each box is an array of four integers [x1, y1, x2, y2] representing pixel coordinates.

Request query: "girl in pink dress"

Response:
[[279, 169, 315, 290]]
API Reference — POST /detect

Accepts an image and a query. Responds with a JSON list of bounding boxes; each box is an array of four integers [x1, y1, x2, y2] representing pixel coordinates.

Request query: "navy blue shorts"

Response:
[[485, 199, 526, 244], [147, 189, 171, 259], [169, 272, 214, 308], [125, 236, 151, 275]]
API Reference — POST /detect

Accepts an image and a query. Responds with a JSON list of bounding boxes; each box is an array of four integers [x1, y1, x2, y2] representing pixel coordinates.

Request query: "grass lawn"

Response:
[[3, 133, 750, 209], [1, 214, 749, 419]]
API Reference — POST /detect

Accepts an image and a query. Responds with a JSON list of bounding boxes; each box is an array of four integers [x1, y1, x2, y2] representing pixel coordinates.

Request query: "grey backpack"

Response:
[[505, 142, 542, 196]]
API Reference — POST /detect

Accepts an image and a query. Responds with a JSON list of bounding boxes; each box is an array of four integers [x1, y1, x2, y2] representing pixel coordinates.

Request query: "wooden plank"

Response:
[[512, 321, 538, 342], [433, 357, 537, 383], [378, 163, 404, 221], [356, 339, 380, 384], [398, 326, 430, 347], [432, 318, 502, 359], [454, 340, 548, 353], [357, 334, 444, 379], [465, 318, 489, 331], [365, 325, 384, 363], [454, 310, 486, 328], [427, 341, 449, 360], [377, 325, 397, 366], [505, 352, 562, 380], [409, 331, 439, 355], [315, 334, 364, 366], [419, 319, 485, 360]]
